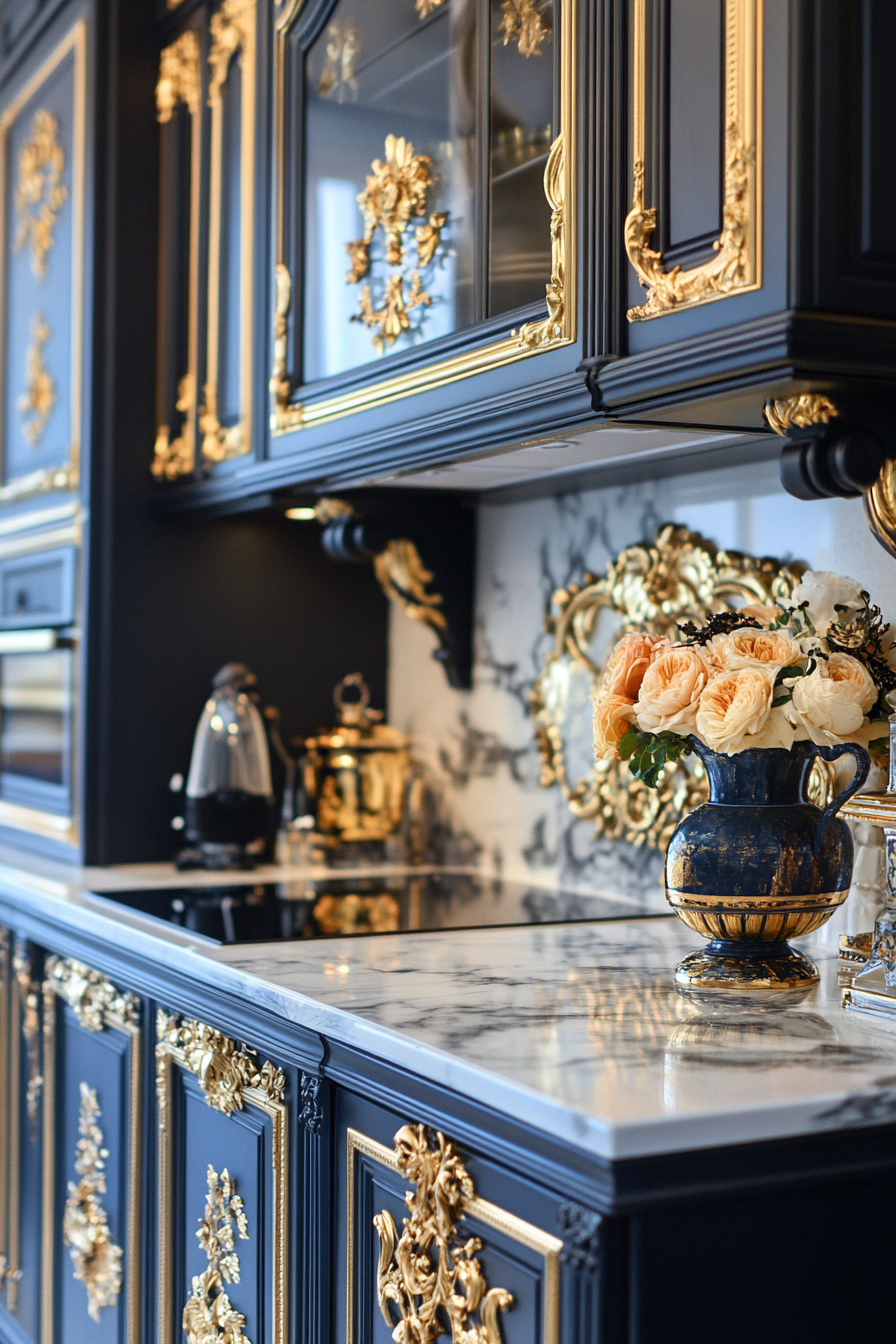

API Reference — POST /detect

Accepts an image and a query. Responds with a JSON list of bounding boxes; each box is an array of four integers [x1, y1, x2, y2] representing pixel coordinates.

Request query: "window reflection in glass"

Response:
[[0, 651, 70, 791], [304, 0, 477, 382], [488, 0, 554, 316]]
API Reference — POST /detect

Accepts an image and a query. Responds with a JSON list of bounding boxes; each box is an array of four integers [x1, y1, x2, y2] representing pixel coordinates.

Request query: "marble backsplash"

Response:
[[387, 457, 894, 919]]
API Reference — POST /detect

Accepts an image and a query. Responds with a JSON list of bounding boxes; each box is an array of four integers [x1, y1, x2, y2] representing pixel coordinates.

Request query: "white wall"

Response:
[[387, 457, 896, 912]]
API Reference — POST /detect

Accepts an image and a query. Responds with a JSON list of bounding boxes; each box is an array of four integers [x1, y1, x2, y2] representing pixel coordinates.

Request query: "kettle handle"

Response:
[[817, 743, 870, 834]]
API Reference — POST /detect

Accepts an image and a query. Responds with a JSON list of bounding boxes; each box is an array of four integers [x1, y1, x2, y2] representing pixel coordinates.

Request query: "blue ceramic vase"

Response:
[[665, 739, 870, 988]]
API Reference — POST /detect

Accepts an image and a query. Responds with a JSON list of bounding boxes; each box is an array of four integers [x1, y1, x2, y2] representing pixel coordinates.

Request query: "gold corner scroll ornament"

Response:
[[529, 523, 833, 849], [624, 0, 763, 321], [13, 940, 42, 1130], [182, 1166, 250, 1344], [14, 108, 68, 280], [200, 0, 256, 466], [62, 1082, 123, 1321], [156, 1010, 288, 1344], [373, 540, 448, 636], [763, 394, 839, 436], [374, 1125, 513, 1344], [44, 955, 139, 1033], [346, 134, 447, 353], [515, 133, 566, 348], [269, 264, 304, 433], [415, 0, 550, 58], [153, 31, 201, 480], [19, 313, 55, 448]]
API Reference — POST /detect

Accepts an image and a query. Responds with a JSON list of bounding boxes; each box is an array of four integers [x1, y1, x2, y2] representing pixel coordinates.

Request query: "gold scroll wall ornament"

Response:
[[763, 394, 839, 436], [374, 1124, 513, 1344], [44, 955, 139, 1033], [529, 523, 830, 850], [13, 940, 42, 1130], [183, 1166, 250, 1344], [62, 1082, 123, 1321], [156, 1010, 285, 1115], [19, 313, 55, 448], [346, 135, 448, 353], [515, 133, 565, 348], [624, 0, 762, 321], [14, 108, 68, 280], [373, 539, 448, 635]]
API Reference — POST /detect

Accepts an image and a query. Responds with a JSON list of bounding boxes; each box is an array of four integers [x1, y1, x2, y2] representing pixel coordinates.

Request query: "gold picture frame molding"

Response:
[[346, 1126, 562, 1344], [270, 0, 577, 435], [0, 20, 86, 501]]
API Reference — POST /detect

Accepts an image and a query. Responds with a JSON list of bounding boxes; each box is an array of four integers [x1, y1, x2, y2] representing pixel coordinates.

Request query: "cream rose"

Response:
[[790, 570, 865, 635], [709, 627, 803, 671], [634, 645, 713, 735], [694, 668, 776, 754], [739, 602, 784, 625], [789, 652, 877, 744], [599, 632, 668, 701], [593, 693, 636, 761]]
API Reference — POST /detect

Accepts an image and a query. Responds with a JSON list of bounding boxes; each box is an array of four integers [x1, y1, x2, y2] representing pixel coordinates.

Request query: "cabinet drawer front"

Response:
[[41, 955, 142, 1344], [338, 1092, 578, 1344], [155, 1011, 289, 1344], [0, 547, 75, 629]]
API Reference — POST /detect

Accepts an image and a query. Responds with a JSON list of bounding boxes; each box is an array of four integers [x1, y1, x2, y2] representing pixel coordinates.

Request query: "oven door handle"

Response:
[[0, 629, 72, 654]]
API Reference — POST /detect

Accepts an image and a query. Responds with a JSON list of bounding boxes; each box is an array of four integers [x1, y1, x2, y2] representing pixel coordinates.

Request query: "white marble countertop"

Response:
[[1, 845, 896, 1162]]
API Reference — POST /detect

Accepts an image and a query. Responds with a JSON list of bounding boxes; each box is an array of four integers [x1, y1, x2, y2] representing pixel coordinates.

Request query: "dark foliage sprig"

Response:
[[678, 611, 762, 645]]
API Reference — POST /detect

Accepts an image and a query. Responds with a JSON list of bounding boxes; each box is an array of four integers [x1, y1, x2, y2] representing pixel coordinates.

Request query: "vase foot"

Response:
[[674, 940, 820, 990]]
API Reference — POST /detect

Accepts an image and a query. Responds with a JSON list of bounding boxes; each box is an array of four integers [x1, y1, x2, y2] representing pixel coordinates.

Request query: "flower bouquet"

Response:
[[593, 570, 891, 988]]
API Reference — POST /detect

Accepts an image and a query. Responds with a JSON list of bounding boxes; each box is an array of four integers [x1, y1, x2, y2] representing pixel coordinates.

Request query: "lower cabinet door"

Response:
[[155, 1010, 290, 1344], [42, 954, 142, 1344], [337, 1090, 597, 1344]]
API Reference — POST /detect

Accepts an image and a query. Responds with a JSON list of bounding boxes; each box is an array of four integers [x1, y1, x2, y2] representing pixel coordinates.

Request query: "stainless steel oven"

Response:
[[0, 544, 77, 843]]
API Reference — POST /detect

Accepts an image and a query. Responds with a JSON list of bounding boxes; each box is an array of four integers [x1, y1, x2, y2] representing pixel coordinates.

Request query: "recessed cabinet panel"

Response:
[[667, 0, 722, 259]]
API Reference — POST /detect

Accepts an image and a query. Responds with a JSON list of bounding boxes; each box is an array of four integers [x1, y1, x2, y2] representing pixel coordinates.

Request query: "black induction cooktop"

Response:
[[93, 871, 662, 944]]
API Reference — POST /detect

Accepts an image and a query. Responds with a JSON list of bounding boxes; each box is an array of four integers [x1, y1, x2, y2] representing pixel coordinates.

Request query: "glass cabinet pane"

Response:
[[488, 0, 554, 316], [303, 0, 478, 382]]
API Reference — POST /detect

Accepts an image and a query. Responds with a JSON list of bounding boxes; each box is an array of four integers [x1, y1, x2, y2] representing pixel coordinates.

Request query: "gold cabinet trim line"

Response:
[[345, 1126, 562, 1344]]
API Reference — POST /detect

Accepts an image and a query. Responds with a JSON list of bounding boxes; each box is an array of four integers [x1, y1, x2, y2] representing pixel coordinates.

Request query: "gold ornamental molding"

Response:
[[19, 313, 55, 448], [347, 1124, 562, 1344], [530, 523, 833, 849], [62, 1082, 123, 1321], [624, 0, 763, 321], [42, 956, 141, 1344], [13, 940, 42, 1130], [763, 393, 839, 436], [0, 22, 86, 504], [156, 1011, 287, 1344], [200, 0, 256, 467], [153, 31, 202, 480], [0, 929, 12, 1297], [183, 1166, 250, 1344], [373, 539, 448, 637], [269, 0, 576, 436]]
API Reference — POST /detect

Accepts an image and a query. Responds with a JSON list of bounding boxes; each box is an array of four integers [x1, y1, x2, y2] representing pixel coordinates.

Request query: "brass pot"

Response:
[[303, 675, 410, 844]]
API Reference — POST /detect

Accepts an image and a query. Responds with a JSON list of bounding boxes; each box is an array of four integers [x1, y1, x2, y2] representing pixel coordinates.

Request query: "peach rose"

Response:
[[599, 632, 668, 701], [739, 602, 784, 625], [789, 652, 877, 745], [694, 668, 777, 753], [593, 693, 636, 761], [709, 627, 803, 671], [634, 645, 713, 735]]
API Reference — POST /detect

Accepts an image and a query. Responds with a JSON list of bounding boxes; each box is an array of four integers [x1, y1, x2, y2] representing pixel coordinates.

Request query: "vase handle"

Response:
[[817, 743, 870, 834]]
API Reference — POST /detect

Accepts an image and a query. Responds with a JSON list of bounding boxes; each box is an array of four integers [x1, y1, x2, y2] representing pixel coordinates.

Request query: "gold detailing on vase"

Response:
[[373, 539, 448, 634], [269, 264, 304, 433], [182, 1166, 250, 1344], [19, 314, 55, 448], [763, 393, 839, 436], [346, 135, 447, 353], [499, 0, 551, 57], [156, 1011, 288, 1344], [347, 1125, 563, 1344], [13, 941, 42, 1130], [62, 1083, 123, 1321], [156, 1010, 286, 1115], [624, 0, 763, 321], [318, 19, 360, 102], [374, 1125, 513, 1344], [156, 30, 201, 122], [44, 956, 139, 1033], [14, 108, 68, 281], [530, 524, 823, 849], [515, 134, 565, 347]]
